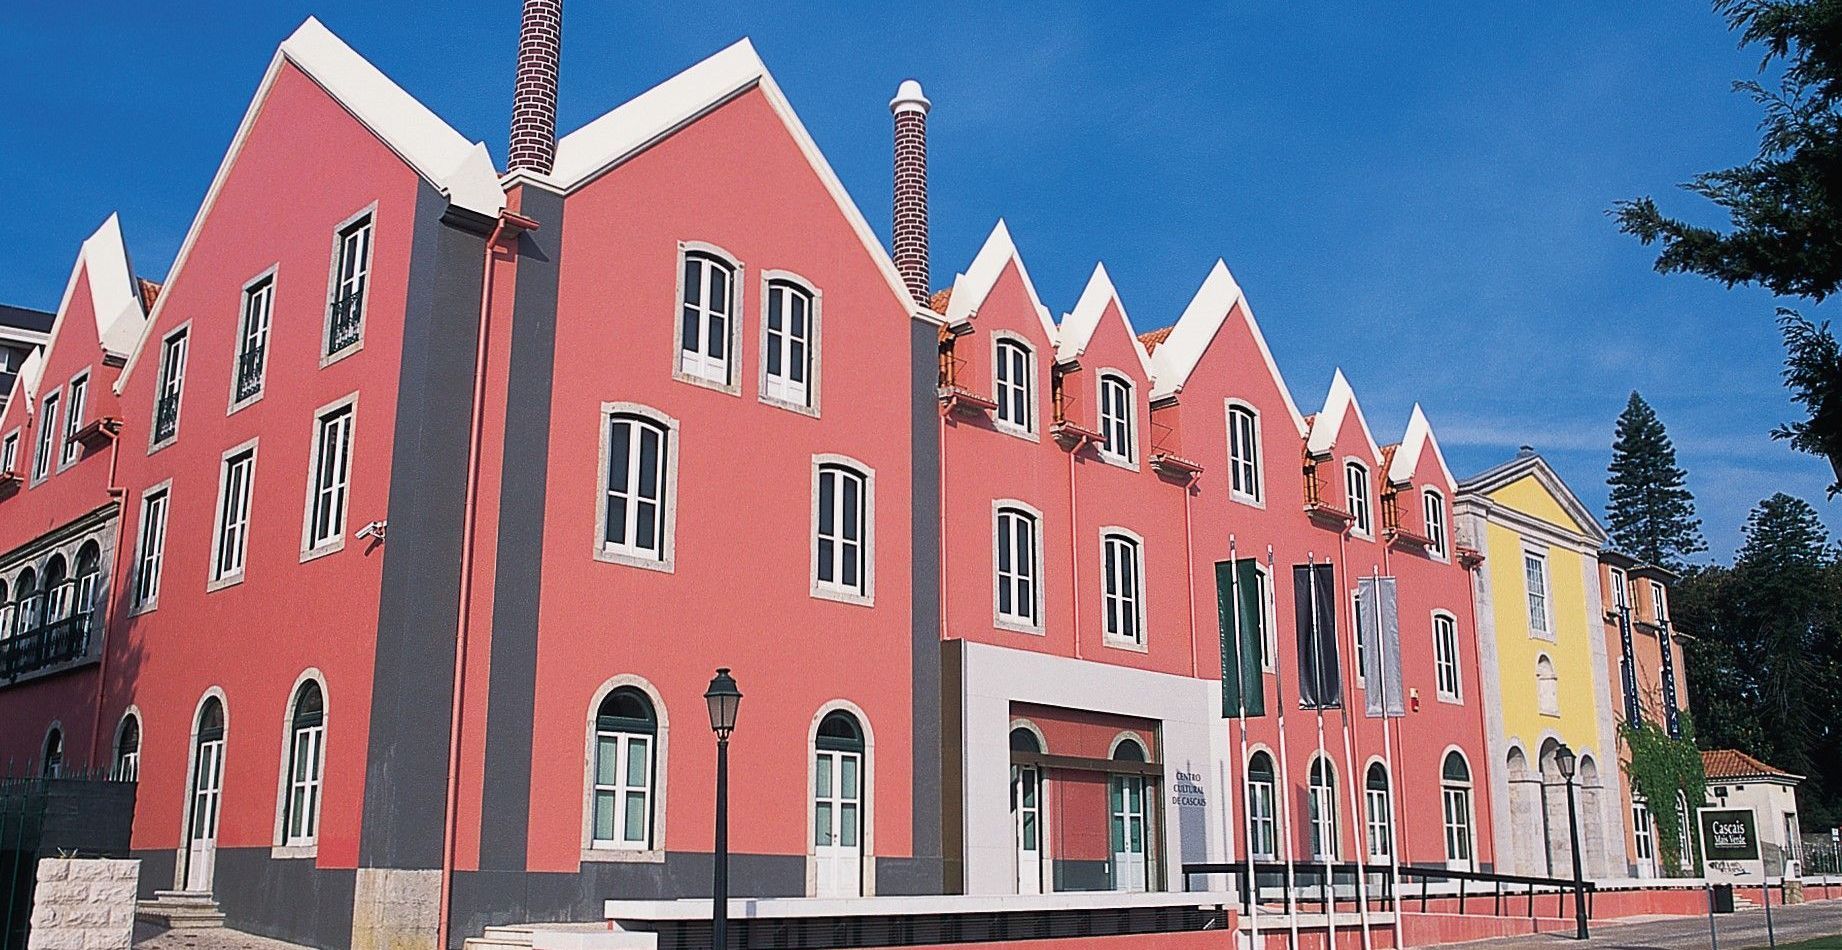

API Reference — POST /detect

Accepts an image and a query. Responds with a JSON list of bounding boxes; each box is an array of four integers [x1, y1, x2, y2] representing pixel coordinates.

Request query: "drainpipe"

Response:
[[87, 424, 126, 770], [1182, 471, 1199, 679]]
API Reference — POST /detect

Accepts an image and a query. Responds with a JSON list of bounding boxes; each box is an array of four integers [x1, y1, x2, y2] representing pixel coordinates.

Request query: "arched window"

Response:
[[1536, 655, 1560, 716], [1422, 489, 1448, 557], [591, 687, 657, 849], [283, 681, 326, 846], [1364, 762, 1392, 860], [74, 542, 101, 617], [42, 727, 63, 778], [814, 462, 872, 599], [764, 278, 816, 407], [15, 567, 39, 632], [1308, 757, 1338, 860], [1227, 404, 1262, 502], [1009, 726, 1042, 754], [186, 697, 226, 892], [1442, 751, 1475, 868], [42, 555, 69, 624], [114, 713, 141, 782], [1674, 791, 1693, 870], [1631, 799, 1657, 875], [1433, 612, 1462, 701], [814, 711, 866, 897], [601, 411, 673, 563], [1246, 752, 1278, 860], [993, 338, 1035, 434], [678, 250, 737, 385], [1344, 461, 1372, 535], [1097, 373, 1135, 463], [994, 506, 1041, 629], [1101, 531, 1145, 647]]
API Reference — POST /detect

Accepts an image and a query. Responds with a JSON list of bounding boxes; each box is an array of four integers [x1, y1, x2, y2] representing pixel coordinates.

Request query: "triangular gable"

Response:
[[1387, 403, 1457, 492], [1148, 259, 1306, 434], [941, 220, 1058, 341], [542, 38, 930, 320], [116, 17, 503, 391], [40, 215, 147, 365], [1304, 368, 1381, 462], [5, 350, 42, 417], [1054, 263, 1155, 377], [1457, 451, 1608, 545]]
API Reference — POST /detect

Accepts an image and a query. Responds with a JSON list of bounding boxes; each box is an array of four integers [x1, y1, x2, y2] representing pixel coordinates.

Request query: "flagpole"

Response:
[[1374, 565, 1405, 950], [1307, 553, 1337, 950], [1229, 537, 1259, 948], [1337, 546, 1372, 950], [1270, 546, 1300, 950]]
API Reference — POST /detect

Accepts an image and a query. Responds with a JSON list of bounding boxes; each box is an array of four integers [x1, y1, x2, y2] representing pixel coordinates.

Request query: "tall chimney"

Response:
[[508, 0, 562, 175], [890, 80, 932, 303]]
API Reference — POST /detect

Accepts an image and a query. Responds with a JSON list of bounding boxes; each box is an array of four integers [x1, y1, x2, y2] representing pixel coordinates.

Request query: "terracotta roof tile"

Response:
[[927, 288, 952, 315], [1702, 749, 1802, 782], [137, 278, 163, 313], [1138, 325, 1173, 353]]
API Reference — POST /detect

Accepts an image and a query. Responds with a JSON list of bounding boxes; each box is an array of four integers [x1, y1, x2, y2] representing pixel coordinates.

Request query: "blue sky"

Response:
[[2, 2, 1834, 559]]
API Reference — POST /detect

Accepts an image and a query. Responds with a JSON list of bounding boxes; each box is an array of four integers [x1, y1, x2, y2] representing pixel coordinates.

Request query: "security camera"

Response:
[[355, 520, 388, 542]]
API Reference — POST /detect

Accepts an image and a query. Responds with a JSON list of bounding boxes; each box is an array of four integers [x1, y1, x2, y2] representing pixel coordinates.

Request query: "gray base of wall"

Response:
[[132, 849, 355, 950], [1051, 859, 1111, 892]]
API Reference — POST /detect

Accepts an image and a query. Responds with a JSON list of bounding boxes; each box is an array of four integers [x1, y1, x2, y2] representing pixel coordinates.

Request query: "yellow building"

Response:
[[1456, 450, 1624, 879]]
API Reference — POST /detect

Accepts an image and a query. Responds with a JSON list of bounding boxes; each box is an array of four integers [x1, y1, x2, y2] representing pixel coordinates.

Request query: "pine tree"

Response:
[[1607, 392, 1707, 570]]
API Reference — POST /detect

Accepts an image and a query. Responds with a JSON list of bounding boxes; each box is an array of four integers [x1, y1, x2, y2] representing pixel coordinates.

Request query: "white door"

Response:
[[185, 738, 224, 892], [1110, 774, 1147, 892], [1013, 765, 1042, 894], [814, 749, 862, 898]]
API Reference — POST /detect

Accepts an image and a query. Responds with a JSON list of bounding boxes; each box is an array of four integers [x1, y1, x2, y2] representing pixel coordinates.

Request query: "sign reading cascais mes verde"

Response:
[[1699, 808, 1762, 863]]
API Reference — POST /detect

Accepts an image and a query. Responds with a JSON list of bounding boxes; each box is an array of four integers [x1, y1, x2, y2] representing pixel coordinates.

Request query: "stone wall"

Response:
[[27, 858, 138, 950]]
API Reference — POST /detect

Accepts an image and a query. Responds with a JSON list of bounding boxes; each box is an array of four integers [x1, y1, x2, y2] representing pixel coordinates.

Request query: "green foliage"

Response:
[[1623, 716, 1707, 876], [1607, 392, 1706, 570], [1772, 311, 1842, 496]]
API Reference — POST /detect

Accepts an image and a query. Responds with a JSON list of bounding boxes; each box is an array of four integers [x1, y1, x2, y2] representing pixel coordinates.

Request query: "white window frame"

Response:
[[1226, 401, 1263, 505], [811, 455, 875, 606], [1246, 751, 1279, 861], [301, 394, 358, 561], [580, 676, 669, 862], [208, 440, 259, 591], [112, 710, 141, 783], [1364, 763, 1392, 861], [992, 501, 1045, 633], [1095, 372, 1137, 467], [1441, 751, 1476, 868], [1524, 549, 1552, 638], [31, 390, 59, 484], [59, 371, 88, 470], [322, 204, 376, 365], [1253, 563, 1278, 673], [132, 481, 172, 613], [1100, 527, 1147, 650], [674, 242, 743, 394], [1422, 488, 1447, 558], [1308, 756, 1339, 861], [594, 403, 680, 573], [1535, 654, 1560, 716], [230, 267, 277, 412], [1649, 579, 1668, 624], [273, 673, 327, 855], [1609, 567, 1629, 610], [1632, 800, 1656, 872], [1433, 610, 1462, 702], [149, 322, 190, 453], [992, 334, 1038, 438], [759, 271, 821, 415], [1344, 459, 1373, 537], [2, 430, 18, 475], [1352, 588, 1368, 688]]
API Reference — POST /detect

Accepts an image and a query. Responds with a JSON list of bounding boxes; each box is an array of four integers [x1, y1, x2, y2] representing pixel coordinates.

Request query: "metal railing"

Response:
[[153, 391, 179, 443], [1182, 860, 1594, 921], [234, 345, 265, 402], [0, 612, 94, 682], [328, 292, 364, 354]]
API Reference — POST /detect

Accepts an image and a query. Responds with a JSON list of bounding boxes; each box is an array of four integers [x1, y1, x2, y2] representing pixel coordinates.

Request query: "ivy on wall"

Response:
[[1622, 714, 1707, 876]]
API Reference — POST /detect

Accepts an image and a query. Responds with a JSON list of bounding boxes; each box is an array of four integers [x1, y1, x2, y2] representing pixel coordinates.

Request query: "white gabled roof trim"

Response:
[[7, 350, 42, 416], [1148, 259, 1306, 434], [1306, 369, 1382, 462], [543, 38, 928, 320], [943, 220, 1057, 341], [118, 17, 505, 392], [1457, 451, 1609, 545], [1389, 404, 1458, 492], [1055, 263, 1155, 376], [39, 214, 147, 366]]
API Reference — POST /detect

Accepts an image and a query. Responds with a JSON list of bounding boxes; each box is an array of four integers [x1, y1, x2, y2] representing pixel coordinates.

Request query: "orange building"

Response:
[[1598, 552, 1692, 878]]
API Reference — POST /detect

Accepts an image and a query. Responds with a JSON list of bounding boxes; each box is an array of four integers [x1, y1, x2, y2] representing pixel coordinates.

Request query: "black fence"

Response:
[[0, 769, 137, 950], [1181, 860, 1594, 923]]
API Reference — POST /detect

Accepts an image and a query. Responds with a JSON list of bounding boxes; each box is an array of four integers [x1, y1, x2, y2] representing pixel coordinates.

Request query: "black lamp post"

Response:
[[704, 668, 742, 950], [1556, 743, 1589, 940]]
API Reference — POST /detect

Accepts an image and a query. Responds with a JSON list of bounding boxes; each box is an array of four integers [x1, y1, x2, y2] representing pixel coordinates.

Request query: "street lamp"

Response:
[[1555, 743, 1588, 940], [704, 669, 742, 950]]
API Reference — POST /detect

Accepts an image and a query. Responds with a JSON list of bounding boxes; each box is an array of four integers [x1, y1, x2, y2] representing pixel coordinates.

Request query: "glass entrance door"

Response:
[[1110, 774, 1147, 892], [1012, 764, 1042, 894], [814, 748, 862, 897]]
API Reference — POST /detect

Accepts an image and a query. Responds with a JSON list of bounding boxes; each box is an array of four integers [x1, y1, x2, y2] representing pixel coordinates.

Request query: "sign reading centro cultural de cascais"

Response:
[[1698, 808, 1764, 880]]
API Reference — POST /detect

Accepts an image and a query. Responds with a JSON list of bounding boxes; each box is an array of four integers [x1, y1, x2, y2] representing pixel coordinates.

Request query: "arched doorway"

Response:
[[1538, 739, 1572, 878], [184, 696, 226, 892], [1010, 726, 1044, 894], [813, 710, 865, 898], [1505, 746, 1542, 875], [1110, 737, 1150, 892]]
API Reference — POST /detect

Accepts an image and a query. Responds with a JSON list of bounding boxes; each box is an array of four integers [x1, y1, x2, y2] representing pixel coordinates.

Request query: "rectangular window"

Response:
[[1098, 374, 1135, 463], [1649, 580, 1668, 624], [815, 463, 869, 598], [679, 250, 735, 386], [134, 488, 170, 608], [1609, 567, 1629, 610], [1422, 489, 1447, 556], [31, 393, 58, 481], [305, 404, 355, 553], [285, 721, 324, 846], [1247, 775, 1277, 860], [994, 339, 1034, 433], [1365, 782, 1391, 859], [1102, 532, 1144, 646], [2, 432, 17, 474], [603, 413, 670, 562], [995, 506, 1040, 629], [212, 448, 257, 584], [592, 730, 653, 848], [1632, 802, 1655, 866], [1442, 786, 1473, 865], [61, 376, 87, 466], [1228, 405, 1261, 502], [235, 275, 274, 403], [1525, 552, 1550, 635], [1345, 461, 1372, 535], [154, 329, 187, 444], [1434, 613, 1461, 701], [764, 279, 814, 407], [1352, 590, 1367, 687], [328, 214, 373, 356]]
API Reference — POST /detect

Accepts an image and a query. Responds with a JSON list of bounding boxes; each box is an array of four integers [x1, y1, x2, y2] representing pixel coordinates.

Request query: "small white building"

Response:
[[1703, 750, 1806, 876]]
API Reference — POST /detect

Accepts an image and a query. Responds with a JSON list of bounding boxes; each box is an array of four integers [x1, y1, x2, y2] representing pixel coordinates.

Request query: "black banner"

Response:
[[1292, 563, 1340, 708]]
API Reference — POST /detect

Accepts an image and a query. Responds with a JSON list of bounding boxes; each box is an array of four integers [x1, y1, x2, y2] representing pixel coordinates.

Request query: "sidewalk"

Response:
[[1433, 897, 1842, 949], [134, 923, 310, 950]]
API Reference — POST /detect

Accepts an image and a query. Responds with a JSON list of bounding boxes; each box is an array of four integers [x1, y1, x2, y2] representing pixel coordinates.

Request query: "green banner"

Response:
[[1216, 559, 1266, 718]]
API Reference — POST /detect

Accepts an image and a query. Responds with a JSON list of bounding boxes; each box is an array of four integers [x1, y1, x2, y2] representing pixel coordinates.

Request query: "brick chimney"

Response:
[[890, 79, 932, 303], [508, 0, 562, 175]]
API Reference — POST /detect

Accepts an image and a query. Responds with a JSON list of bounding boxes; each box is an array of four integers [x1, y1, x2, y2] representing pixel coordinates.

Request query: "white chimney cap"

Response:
[[890, 79, 931, 115]]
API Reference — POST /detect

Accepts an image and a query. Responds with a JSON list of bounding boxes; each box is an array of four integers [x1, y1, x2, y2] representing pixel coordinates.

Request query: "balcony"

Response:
[[153, 392, 179, 444], [0, 611, 95, 683], [328, 292, 364, 354], [234, 345, 266, 403]]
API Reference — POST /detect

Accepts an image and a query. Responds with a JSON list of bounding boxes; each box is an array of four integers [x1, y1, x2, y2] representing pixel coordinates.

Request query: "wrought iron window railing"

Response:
[[234, 346, 266, 402], [328, 292, 364, 354], [0, 611, 95, 682], [153, 392, 180, 443]]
